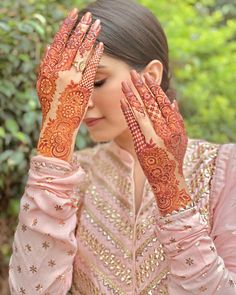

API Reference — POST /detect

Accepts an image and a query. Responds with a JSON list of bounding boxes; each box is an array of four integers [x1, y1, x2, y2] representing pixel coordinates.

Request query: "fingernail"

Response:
[[121, 81, 131, 93], [70, 8, 78, 18], [98, 42, 104, 50], [144, 73, 154, 83], [130, 69, 139, 80], [120, 98, 129, 111], [93, 19, 101, 30], [82, 12, 92, 22]]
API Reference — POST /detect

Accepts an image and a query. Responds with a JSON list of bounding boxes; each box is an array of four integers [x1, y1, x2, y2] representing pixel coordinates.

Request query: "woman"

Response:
[[8, 0, 236, 294]]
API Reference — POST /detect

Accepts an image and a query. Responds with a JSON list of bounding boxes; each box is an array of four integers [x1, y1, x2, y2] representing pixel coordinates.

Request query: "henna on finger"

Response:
[[120, 97, 191, 215], [37, 42, 104, 161], [139, 72, 188, 173], [121, 81, 145, 116], [79, 19, 101, 57]]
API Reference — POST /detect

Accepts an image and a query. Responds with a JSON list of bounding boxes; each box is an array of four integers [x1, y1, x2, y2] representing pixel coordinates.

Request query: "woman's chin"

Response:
[[89, 132, 113, 143]]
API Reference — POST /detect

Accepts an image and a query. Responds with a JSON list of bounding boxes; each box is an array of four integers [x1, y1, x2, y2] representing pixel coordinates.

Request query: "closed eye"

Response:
[[94, 79, 106, 88]]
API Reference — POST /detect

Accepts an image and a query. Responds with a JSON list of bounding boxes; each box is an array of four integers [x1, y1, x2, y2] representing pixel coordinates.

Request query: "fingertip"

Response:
[[120, 98, 129, 110], [69, 8, 78, 18], [121, 81, 131, 93]]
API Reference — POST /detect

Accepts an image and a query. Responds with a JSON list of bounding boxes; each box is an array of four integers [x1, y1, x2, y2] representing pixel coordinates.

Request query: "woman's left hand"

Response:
[[121, 70, 191, 216]]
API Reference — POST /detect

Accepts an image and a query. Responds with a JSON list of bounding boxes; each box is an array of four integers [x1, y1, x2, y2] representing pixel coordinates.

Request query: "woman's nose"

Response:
[[87, 93, 95, 108]]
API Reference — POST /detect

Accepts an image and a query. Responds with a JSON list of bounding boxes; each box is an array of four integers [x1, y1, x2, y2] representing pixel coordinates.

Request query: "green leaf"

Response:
[[0, 150, 14, 163], [5, 119, 19, 134], [0, 127, 6, 138], [8, 150, 25, 166]]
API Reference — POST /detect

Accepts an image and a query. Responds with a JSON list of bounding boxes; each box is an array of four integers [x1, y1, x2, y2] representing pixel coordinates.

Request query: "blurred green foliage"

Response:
[[140, 0, 236, 142], [0, 0, 235, 279]]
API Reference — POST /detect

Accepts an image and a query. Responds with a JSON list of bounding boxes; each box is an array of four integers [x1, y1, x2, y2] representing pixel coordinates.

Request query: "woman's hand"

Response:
[[121, 70, 191, 216], [37, 9, 104, 161]]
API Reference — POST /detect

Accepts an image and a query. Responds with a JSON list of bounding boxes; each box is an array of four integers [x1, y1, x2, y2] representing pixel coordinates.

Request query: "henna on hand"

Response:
[[36, 10, 104, 161], [130, 70, 188, 175], [121, 72, 191, 215]]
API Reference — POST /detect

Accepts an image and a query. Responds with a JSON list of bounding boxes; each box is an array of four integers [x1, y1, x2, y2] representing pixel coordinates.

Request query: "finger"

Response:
[[121, 80, 145, 116], [171, 99, 180, 112], [144, 73, 173, 119], [65, 12, 92, 61], [121, 81, 157, 144], [130, 70, 165, 128], [79, 19, 101, 57], [120, 98, 147, 154], [80, 42, 104, 89], [38, 44, 50, 75], [47, 9, 78, 67]]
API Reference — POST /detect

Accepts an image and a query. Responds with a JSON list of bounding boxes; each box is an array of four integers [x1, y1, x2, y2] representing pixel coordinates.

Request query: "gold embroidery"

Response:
[[23, 203, 30, 211], [184, 140, 219, 227], [78, 225, 132, 286], [86, 187, 133, 239], [25, 243, 32, 252], [42, 241, 50, 249], [136, 215, 156, 240], [48, 259, 56, 267], [35, 284, 43, 292], [136, 246, 165, 287], [83, 207, 132, 258], [139, 267, 169, 295], [21, 224, 27, 232], [185, 258, 194, 266], [91, 264, 128, 295], [29, 265, 37, 273], [71, 268, 106, 295], [55, 204, 63, 211], [136, 234, 157, 258]]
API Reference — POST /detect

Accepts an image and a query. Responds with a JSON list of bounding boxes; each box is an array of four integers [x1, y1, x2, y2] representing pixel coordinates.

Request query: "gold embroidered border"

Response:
[[86, 186, 133, 239], [139, 266, 170, 295]]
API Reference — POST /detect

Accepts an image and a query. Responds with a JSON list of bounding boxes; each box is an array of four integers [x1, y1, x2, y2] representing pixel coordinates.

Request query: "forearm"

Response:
[[9, 155, 84, 294]]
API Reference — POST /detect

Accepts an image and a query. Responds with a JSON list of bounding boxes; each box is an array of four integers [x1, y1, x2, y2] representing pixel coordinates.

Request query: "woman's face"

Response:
[[83, 54, 133, 142]]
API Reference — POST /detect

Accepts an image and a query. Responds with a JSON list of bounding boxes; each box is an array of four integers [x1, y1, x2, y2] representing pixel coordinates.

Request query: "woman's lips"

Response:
[[83, 117, 104, 127]]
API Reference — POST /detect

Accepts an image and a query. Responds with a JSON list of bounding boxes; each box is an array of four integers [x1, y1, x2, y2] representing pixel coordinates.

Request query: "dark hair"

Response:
[[77, 0, 175, 101]]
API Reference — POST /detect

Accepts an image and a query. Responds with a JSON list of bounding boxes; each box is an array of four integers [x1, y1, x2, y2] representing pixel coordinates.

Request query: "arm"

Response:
[[9, 155, 85, 294], [9, 8, 103, 294], [121, 71, 236, 294]]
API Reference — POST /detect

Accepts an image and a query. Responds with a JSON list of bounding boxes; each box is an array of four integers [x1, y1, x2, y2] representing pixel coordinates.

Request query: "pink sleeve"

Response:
[[8, 155, 85, 295], [155, 143, 236, 294]]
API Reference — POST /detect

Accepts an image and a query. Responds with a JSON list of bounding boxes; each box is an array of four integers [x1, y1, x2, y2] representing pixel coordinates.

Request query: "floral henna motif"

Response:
[[130, 71, 187, 174], [121, 98, 191, 215], [38, 42, 103, 161], [38, 81, 89, 159], [37, 9, 103, 161]]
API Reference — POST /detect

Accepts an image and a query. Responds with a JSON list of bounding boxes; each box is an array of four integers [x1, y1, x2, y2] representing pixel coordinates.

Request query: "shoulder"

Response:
[[184, 138, 220, 181], [211, 142, 236, 205]]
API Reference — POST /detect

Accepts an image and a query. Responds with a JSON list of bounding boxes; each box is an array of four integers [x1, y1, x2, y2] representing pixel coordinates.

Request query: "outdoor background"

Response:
[[0, 0, 235, 293]]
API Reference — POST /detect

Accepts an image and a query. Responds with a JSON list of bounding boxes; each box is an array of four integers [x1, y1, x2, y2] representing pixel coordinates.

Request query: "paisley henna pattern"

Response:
[[120, 98, 191, 215], [36, 10, 103, 161], [130, 71, 187, 174]]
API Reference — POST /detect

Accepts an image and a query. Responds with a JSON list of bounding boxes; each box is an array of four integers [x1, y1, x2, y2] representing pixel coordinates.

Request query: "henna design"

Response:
[[130, 71, 187, 174], [121, 98, 191, 215], [37, 10, 103, 161], [121, 82, 145, 115], [38, 42, 103, 160]]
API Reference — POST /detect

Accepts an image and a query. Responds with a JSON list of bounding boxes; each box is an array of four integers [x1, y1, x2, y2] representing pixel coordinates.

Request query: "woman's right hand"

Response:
[[36, 9, 103, 162]]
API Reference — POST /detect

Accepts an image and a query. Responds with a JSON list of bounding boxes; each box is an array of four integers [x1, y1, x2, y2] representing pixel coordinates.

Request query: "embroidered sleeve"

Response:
[[155, 143, 236, 294], [8, 155, 85, 295]]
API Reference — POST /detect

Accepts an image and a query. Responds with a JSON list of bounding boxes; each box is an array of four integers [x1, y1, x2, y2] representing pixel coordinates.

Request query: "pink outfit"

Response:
[[9, 139, 236, 294]]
